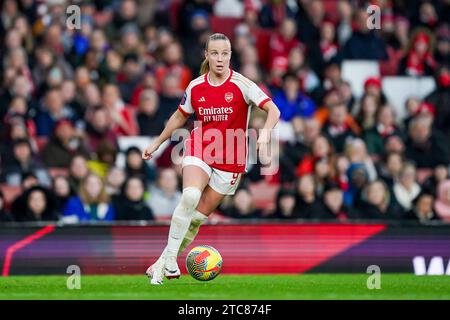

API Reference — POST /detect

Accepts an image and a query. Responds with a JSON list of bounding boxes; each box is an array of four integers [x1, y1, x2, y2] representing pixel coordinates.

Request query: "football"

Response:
[[185, 245, 223, 281]]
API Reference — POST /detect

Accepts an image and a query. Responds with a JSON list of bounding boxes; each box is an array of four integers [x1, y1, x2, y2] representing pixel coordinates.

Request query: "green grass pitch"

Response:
[[1, 274, 449, 300]]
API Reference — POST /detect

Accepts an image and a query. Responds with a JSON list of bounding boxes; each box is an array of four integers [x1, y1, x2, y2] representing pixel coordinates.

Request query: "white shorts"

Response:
[[181, 156, 243, 195]]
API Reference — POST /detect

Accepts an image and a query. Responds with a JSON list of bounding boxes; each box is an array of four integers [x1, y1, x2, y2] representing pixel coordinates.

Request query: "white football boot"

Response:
[[164, 256, 181, 279], [145, 258, 165, 285]]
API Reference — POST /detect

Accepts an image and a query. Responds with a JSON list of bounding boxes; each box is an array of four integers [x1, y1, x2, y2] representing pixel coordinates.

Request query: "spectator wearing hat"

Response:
[[398, 29, 436, 76], [41, 120, 89, 168], [405, 190, 438, 223], [363, 77, 388, 106]]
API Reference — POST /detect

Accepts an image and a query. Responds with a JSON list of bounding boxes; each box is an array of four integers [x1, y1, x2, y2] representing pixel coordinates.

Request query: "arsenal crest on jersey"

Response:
[[225, 92, 233, 103]]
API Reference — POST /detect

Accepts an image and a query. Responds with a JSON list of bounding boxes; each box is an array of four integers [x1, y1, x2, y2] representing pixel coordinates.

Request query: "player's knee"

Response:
[[180, 186, 202, 210]]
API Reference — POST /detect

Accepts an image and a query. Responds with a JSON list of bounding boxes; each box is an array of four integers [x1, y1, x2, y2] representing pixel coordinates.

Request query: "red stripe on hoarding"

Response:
[[110, 224, 386, 274], [2, 225, 55, 276]]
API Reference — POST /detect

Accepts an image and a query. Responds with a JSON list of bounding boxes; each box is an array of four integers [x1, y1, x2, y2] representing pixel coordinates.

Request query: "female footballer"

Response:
[[142, 33, 280, 285]]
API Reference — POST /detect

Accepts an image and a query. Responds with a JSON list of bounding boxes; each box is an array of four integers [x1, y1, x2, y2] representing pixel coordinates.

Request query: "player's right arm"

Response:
[[142, 87, 194, 160], [142, 109, 190, 160]]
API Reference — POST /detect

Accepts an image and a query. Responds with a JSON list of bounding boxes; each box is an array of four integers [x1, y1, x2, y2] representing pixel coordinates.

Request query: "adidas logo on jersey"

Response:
[[198, 96, 206, 102]]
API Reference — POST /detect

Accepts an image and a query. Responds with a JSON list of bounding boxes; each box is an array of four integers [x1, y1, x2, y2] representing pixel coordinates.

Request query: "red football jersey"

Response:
[[178, 69, 271, 173]]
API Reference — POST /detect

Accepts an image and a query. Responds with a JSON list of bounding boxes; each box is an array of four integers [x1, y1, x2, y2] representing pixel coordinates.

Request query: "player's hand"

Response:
[[256, 129, 271, 151], [142, 142, 160, 160]]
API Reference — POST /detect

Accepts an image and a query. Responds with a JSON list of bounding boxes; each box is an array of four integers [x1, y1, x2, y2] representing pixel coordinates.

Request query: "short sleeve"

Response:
[[178, 86, 194, 116], [247, 82, 271, 109]]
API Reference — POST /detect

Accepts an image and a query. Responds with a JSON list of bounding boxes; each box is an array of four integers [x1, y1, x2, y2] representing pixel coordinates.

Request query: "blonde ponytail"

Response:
[[200, 58, 210, 75], [199, 33, 231, 76]]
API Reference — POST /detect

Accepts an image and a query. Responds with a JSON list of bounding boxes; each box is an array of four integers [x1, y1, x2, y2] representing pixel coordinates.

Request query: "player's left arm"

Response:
[[258, 100, 281, 148]]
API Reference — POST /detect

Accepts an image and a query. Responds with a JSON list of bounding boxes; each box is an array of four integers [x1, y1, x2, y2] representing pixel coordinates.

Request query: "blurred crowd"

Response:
[[1, 0, 450, 224]]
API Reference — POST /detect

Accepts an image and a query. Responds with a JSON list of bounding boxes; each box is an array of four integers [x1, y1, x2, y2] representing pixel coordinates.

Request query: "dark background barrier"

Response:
[[1, 222, 450, 276]]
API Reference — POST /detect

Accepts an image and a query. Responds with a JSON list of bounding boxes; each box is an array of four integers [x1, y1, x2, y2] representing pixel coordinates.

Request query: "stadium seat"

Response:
[[341, 60, 380, 99], [381, 76, 436, 120]]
